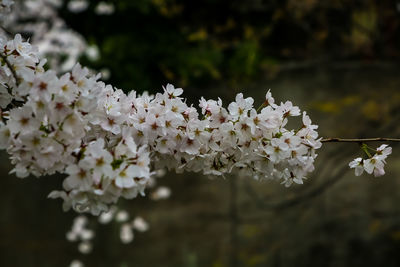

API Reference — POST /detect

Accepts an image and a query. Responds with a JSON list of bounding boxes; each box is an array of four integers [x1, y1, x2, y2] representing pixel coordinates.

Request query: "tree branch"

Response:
[[321, 137, 400, 143], [0, 52, 20, 87]]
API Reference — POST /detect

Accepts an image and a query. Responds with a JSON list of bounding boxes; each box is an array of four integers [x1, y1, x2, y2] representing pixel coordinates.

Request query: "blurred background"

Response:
[[1, 0, 400, 266]]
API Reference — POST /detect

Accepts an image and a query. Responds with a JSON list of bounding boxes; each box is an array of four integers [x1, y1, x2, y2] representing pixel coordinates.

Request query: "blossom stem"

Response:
[[255, 102, 266, 112], [0, 52, 20, 86], [321, 137, 400, 143], [361, 143, 372, 158]]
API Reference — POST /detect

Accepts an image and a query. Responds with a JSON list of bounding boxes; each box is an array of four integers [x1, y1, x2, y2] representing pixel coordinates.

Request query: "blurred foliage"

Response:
[[60, 0, 400, 90]]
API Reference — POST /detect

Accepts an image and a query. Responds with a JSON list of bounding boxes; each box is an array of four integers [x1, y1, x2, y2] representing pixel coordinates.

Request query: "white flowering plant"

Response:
[[0, 31, 324, 214], [0, 0, 398, 216], [1, 2, 400, 266]]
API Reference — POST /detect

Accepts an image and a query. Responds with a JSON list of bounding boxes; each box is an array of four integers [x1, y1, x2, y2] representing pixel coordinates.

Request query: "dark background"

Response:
[[1, 0, 400, 266]]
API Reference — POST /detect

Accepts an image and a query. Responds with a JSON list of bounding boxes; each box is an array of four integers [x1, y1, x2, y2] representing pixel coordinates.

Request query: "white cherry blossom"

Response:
[[349, 144, 392, 177], [0, 33, 324, 215]]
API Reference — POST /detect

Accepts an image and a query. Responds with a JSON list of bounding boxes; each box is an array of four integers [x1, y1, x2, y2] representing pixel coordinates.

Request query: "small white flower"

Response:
[[63, 165, 92, 191], [150, 186, 171, 201], [95, 2, 115, 15], [70, 260, 84, 267], [265, 89, 275, 106], [259, 107, 282, 130], [98, 206, 117, 224], [115, 210, 129, 222], [349, 157, 364, 176], [264, 138, 290, 163], [376, 144, 392, 159], [164, 83, 183, 98], [277, 101, 300, 117], [8, 106, 39, 134], [67, 0, 88, 13], [364, 156, 385, 177], [120, 223, 134, 244], [80, 229, 94, 241], [78, 241, 92, 254], [227, 93, 254, 119], [132, 216, 149, 232]]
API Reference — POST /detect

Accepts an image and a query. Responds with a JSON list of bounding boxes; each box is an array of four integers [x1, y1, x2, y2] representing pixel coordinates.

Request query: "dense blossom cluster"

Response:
[[349, 144, 392, 177], [0, 0, 395, 218], [1, 2, 396, 267], [0, 34, 323, 214]]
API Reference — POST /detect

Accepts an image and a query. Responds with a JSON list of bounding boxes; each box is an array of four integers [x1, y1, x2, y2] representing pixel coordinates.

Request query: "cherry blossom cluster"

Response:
[[349, 144, 392, 177], [0, 34, 151, 214], [0, 34, 322, 215], [143, 87, 322, 188]]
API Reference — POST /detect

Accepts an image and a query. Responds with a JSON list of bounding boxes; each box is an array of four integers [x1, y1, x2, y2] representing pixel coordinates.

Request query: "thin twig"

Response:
[[0, 26, 14, 37], [321, 137, 400, 143], [0, 52, 20, 86]]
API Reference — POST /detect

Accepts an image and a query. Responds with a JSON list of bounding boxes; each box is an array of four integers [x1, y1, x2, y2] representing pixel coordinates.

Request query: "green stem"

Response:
[[361, 143, 372, 158]]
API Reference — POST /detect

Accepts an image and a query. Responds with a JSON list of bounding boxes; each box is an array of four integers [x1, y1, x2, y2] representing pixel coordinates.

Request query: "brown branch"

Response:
[[0, 52, 20, 87], [321, 137, 400, 143]]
